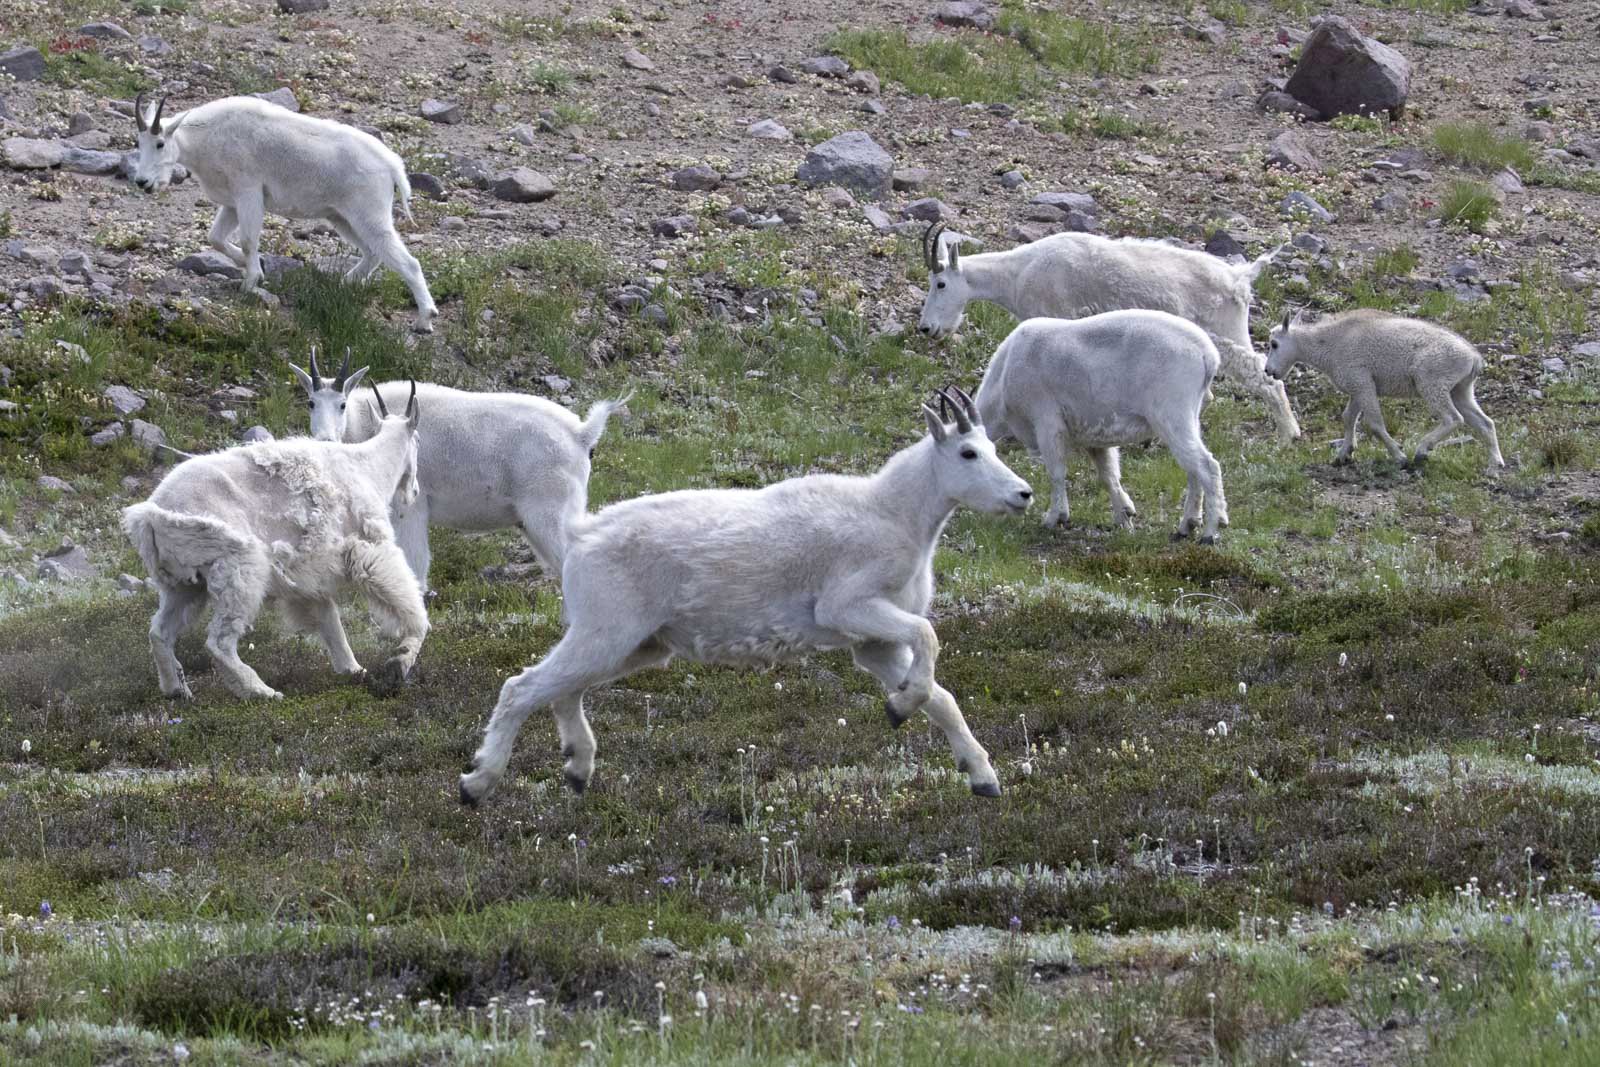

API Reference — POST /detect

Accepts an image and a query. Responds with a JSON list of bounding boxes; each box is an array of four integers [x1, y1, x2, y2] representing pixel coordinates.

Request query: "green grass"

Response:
[[1436, 180, 1500, 234], [44, 49, 150, 98], [1431, 122, 1537, 173]]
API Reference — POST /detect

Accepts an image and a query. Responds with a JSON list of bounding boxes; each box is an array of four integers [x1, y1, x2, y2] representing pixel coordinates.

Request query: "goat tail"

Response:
[[577, 392, 633, 453], [122, 501, 251, 588], [390, 157, 414, 224]]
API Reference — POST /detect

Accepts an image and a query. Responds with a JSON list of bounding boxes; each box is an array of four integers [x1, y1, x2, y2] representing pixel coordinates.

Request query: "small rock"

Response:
[[1542, 357, 1567, 374], [176, 251, 244, 279], [90, 422, 127, 447], [420, 99, 463, 125], [801, 56, 850, 78], [438, 216, 466, 232], [1570, 342, 1600, 361], [1267, 130, 1320, 171], [130, 419, 166, 450], [276, 0, 331, 12], [935, 1, 996, 30], [0, 47, 46, 83], [61, 146, 122, 176], [903, 197, 955, 222], [621, 48, 656, 72], [1000, 169, 1025, 189], [1446, 259, 1481, 280], [1503, 0, 1543, 18], [747, 118, 791, 141], [1184, 17, 1227, 46], [1291, 233, 1327, 254], [859, 99, 886, 116], [769, 65, 799, 84], [724, 206, 751, 227], [1031, 190, 1099, 215], [670, 164, 721, 192], [1258, 90, 1321, 120], [1523, 121, 1554, 143], [37, 542, 95, 582], [78, 21, 131, 39], [37, 475, 73, 493], [59, 250, 93, 275], [507, 124, 538, 146], [1281, 191, 1334, 222], [3, 137, 66, 170], [1008, 222, 1060, 244], [137, 36, 173, 57], [241, 426, 274, 444], [490, 168, 557, 203], [104, 385, 145, 415], [862, 205, 893, 232], [796, 130, 894, 199], [893, 167, 932, 191], [1491, 168, 1524, 195], [718, 73, 754, 89], [640, 303, 669, 327], [253, 87, 300, 112], [651, 215, 697, 239], [1205, 230, 1246, 259], [409, 172, 446, 199], [542, 375, 571, 394], [845, 70, 880, 95], [821, 187, 855, 209], [67, 112, 95, 137]]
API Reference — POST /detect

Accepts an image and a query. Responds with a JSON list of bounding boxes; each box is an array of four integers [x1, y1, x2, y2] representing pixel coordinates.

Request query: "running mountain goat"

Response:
[[458, 389, 1034, 807], [916, 223, 1300, 442], [975, 311, 1229, 542], [122, 385, 429, 701], [129, 94, 438, 332], [295, 352, 624, 589], [1264, 309, 1505, 471]]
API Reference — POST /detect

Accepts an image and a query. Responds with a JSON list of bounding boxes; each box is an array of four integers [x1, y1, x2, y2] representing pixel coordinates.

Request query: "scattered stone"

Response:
[[3, 137, 65, 170], [0, 47, 46, 83], [949, 128, 971, 140], [747, 118, 791, 140], [862, 205, 893, 232], [37, 475, 73, 493], [718, 73, 754, 89], [670, 164, 721, 192], [724, 206, 751, 227], [640, 303, 669, 327], [138, 36, 173, 57], [438, 216, 466, 232], [1542, 357, 1567, 374], [1031, 191, 1099, 215], [490, 168, 556, 203], [903, 197, 955, 222], [769, 65, 799, 84], [1522, 121, 1554, 143], [1205, 230, 1246, 259], [1258, 90, 1321, 120], [1503, 0, 1543, 18], [0, 399, 15, 415], [1267, 130, 1321, 171], [78, 22, 131, 40], [176, 251, 244, 279], [1571, 342, 1600, 361], [1491, 168, 1524, 195], [1284, 15, 1411, 119], [409, 172, 446, 199], [893, 167, 932, 191], [934, 1, 996, 30], [118, 574, 144, 592], [508, 123, 538, 146], [845, 70, 880, 95], [1281, 190, 1334, 222], [55, 340, 89, 363], [90, 422, 126, 447], [1061, 210, 1097, 233], [621, 48, 656, 72], [130, 419, 167, 450], [37, 541, 95, 582], [253, 87, 300, 112], [859, 99, 885, 116], [1566, 137, 1600, 160], [801, 56, 850, 78], [241, 426, 274, 444], [1008, 222, 1060, 245], [651, 215, 697, 239], [104, 385, 145, 415], [1000, 169, 1025, 189], [1372, 190, 1409, 214], [1291, 233, 1327, 254], [820, 187, 855, 209], [277, 0, 331, 12], [420, 98, 463, 125], [61, 146, 122, 176], [796, 130, 894, 198]]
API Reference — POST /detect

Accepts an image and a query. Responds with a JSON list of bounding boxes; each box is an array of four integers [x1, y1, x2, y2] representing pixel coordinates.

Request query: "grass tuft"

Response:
[[1431, 121, 1536, 173]]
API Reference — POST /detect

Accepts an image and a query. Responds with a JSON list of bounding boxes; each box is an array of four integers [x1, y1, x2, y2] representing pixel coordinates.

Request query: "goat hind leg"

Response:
[[347, 538, 429, 694], [1089, 447, 1135, 530], [1453, 379, 1504, 470], [552, 640, 672, 794], [326, 211, 380, 283], [923, 685, 1001, 796], [149, 582, 205, 699], [207, 206, 246, 267], [1412, 385, 1464, 465], [353, 216, 436, 332]]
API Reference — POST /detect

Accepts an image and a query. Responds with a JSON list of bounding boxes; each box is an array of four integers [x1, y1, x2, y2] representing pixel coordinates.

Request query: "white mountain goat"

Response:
[[122, 384, 429, 701], [1264, 309, 1505, 471], [975, 311, 1229, 542], [458, 388, 1034, 807], [128, 94, 438, 332], [296, 354, 624, 589], [915, 223, 1300, 442]]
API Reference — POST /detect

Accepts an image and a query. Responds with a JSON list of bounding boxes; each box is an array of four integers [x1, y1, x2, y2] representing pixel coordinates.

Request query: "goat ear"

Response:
[[288, 363, 315, 395], [921, 403, 948, 442], [947, 239, 960, 272], [341, 366, 370, 396], [1280, 309, 1293, 331]]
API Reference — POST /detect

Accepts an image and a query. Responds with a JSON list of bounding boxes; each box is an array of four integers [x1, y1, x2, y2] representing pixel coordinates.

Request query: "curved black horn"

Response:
[[938, 386, 972, 433], [334, 347, 351, 389], [951, 385, 980, 425], [936, 391, 954, 423], [371, 382, 389, 418], [151, 95, 169, 135], [404, 379, 417, 419], [134, 92, 148, 132], [921, 222, 938, 271], [308, 346, 322, 389], [927, 222, 949, 272]]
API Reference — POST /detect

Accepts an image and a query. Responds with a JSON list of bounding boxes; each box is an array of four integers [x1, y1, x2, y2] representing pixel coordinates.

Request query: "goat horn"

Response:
[[151, 95, 168, 135], [134, 93, 148, 132], [335, 347, 351, 388], [404, 379, 417, 419], [927, 222, 948, 272], [951, 385, 981, 425], [308, 347, 322, 389], [371, 382, 389, 418], [939, 386, 972, 433], [936, 391, 953, 424], [921, 222, 938, 271]]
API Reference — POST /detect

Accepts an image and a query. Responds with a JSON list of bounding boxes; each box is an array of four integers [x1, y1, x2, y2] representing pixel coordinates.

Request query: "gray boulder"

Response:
[[670, 165, 721, 192], [1280, 190, 1335, 222], [37, 542, 95, 582], [489, 168, 557, 202], [241, 426, 275, 444], [903, 197, 955, 222], [277, 0, 332, 11], [1285, 15, 1411, 119], [130, 419, 167, 451], [61, 146, 123, 175], [254, 87, 300, 112], [796, 131, 894, 198], [177, 251, 244, 279], [1031, 190, 1099, 215], [90, 422, 126, 447], [651, 215, 697, 239], [935, 2, 996, 30], [747, 119, 791, 140], [104, 385, 146, 415], [78, 22, 131, 39], [0, 47, 45, 83], [801, 56, 850, 78], [421, 98, 463, 124], [1267, 130, 1321, 171], [4, 138, 65, 170]]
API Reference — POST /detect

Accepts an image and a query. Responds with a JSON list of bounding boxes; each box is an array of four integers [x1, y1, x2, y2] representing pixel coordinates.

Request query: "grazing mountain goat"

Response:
[[296, 354, 624, 589], [122, 385, 428, 701], [1264, 309, 1505, 471], [915, 223, 1300, 442], [975, 311, 1228, 543], [458, 388, 1035, 807], [128, 94, 438, 332]]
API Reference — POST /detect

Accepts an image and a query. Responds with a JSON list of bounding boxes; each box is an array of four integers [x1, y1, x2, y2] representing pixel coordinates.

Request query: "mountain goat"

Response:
[[129, 94, 438, 332], [294, 351, 624, 589], [915, 223, 1300, 442], [458, 388, 1034, 807], [975, 311, 1228, 542], [122, 385, 428, 701], [1264, 309, 1505, 471]]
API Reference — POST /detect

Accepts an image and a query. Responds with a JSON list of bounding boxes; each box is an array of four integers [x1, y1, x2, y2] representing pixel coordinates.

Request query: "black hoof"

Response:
[[970, 781, 1002, 799], [459, 780, 480, 808], [884, 699, 909, 729], [563, 771, 588, 795], [1170, 529, 1191, 543], [561, 744, 575, 760], [1198, 535, 1218, 546]]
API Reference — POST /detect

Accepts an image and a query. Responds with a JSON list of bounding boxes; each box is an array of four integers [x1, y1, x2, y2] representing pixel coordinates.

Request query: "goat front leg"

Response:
[[817, 596, 938, 724], [1335, 398, 1361, 464], [1349, 384, 1406, 465], [345, 538, 429, 695], [208, 206, 246, 267], [852, 641, 999, 797], [149, 581, 205, 700], [1036, 417, 1072, 529], [1089, 447, 1135, 530]]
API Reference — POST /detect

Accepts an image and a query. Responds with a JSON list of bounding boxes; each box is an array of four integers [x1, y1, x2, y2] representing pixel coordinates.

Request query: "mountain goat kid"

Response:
[[122, 385, 428, 701], [916, 223, 1300, 442], [458, 388, 1034, 807], [294, 352, 624, 589], [975, 311, 1228, 542], [1264, 309, 1505, 471], [129, 94, 437, 332]]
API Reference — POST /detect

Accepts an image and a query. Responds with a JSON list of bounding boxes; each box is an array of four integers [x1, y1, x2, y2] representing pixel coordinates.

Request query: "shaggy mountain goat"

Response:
[[129, 94, 437, 332], [122, 384, 428, 701], [458, 388, 1034, 807], [975, 311, 1229, 542], [915, 223, 1300, 442], [1264, 309, 1505, 471], [296, 353, 624, 588]]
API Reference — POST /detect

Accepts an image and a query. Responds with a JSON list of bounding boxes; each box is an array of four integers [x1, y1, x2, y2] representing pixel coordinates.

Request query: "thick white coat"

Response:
[[1264, 309, 1505, 469], [303, 378, 622, 588], [917, 231, 1300, 441], [458, 396, 1035, 806], [975, 310, 1229, 541], [121, 413, 428, 701], [129, 96, 437, 331]]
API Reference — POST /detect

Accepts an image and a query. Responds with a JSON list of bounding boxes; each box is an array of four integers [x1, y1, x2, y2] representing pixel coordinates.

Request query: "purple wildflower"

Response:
[[658, 875, 677, 887], [1008, 915, 1022, 932], [39, 900, 51, 919], [885, 915, 900, 931]]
